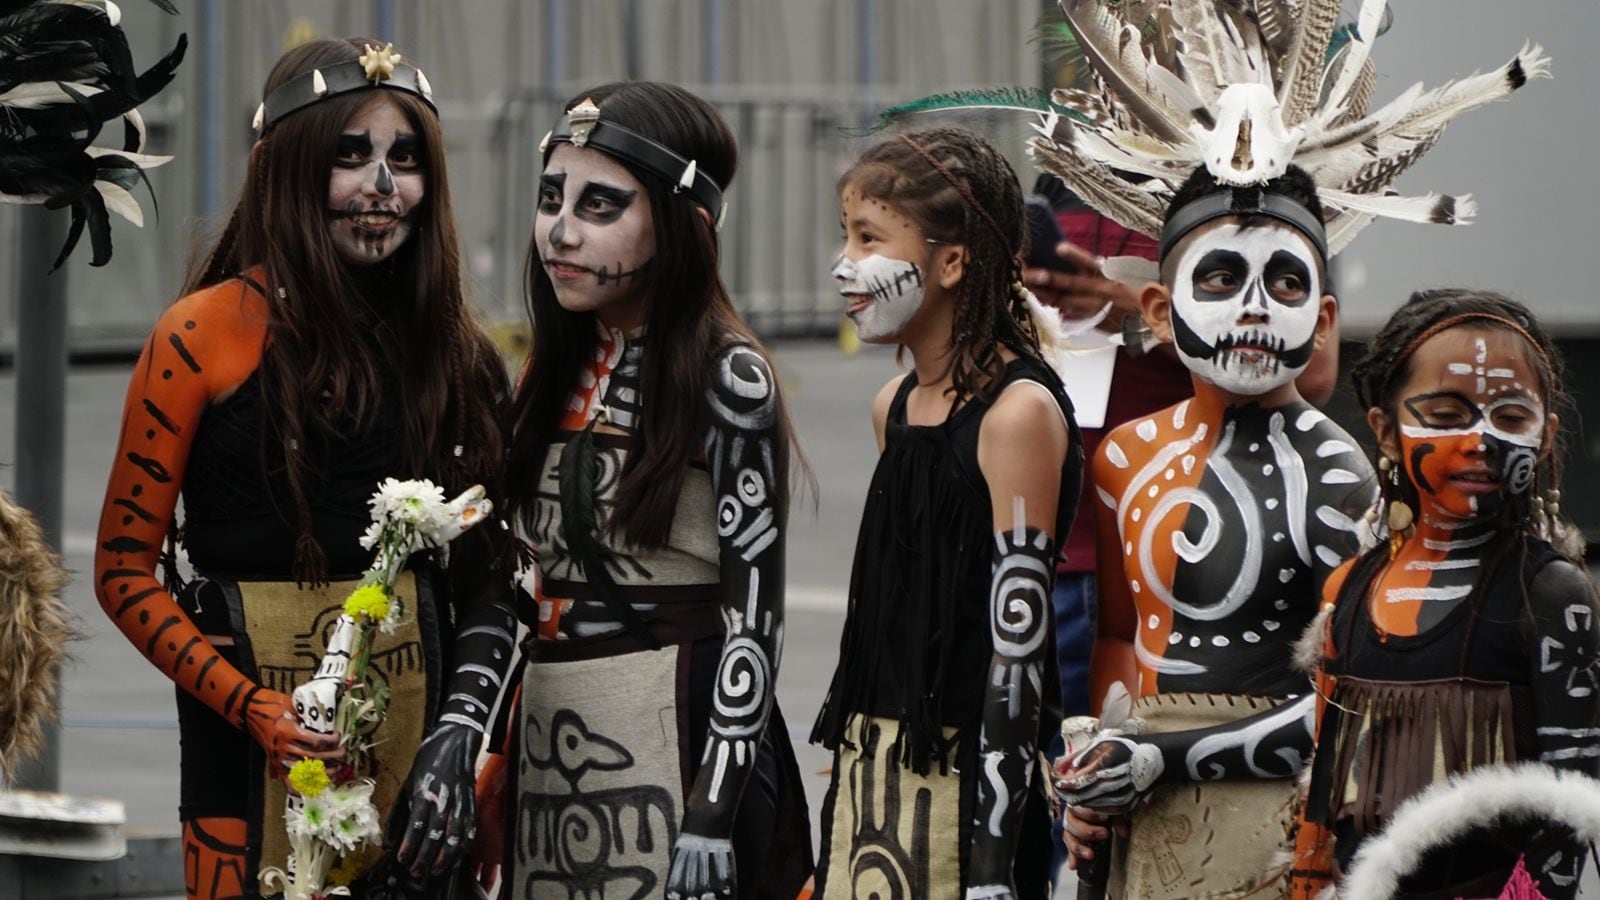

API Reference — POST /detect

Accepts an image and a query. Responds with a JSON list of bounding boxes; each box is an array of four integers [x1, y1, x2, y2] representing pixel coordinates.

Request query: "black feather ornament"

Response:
[[0, 0, 184, 268]]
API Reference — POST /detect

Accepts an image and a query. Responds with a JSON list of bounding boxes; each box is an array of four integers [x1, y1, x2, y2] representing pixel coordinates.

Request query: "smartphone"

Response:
[[1025, 195, 1079, 274]]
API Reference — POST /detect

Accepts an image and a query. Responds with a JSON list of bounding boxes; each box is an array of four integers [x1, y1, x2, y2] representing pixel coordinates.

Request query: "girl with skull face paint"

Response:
[[1053, 166, 1376, 898], [489, 83, 814, 900], [810, 128, 1083, 900], [1287, 291, 1600, 899], [92, 39, 514, 898]]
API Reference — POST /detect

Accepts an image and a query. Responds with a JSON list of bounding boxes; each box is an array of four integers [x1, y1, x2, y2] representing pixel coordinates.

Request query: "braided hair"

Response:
[[841, 126, 1045, 401], [1350, 288, 1575, 560]]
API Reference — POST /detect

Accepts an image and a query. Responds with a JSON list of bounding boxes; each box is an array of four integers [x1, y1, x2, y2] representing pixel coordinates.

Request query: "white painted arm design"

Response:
[[669, 345, 785, 899]]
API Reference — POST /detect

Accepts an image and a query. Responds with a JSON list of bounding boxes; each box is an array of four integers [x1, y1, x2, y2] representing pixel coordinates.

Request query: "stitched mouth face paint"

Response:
[[537, 144, 657, 318], [1168, 222, 1322, 396], [832, 253, 925, 342], [1395, 328, 1544, 519], [326, 95, 424, 266], [835, 187, 933, 344]]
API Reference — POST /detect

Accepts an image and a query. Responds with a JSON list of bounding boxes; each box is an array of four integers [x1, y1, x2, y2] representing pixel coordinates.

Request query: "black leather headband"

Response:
[[255, 44, 435, 132], [542, 100, 727, 230], [1160, 187, 1328, 263]]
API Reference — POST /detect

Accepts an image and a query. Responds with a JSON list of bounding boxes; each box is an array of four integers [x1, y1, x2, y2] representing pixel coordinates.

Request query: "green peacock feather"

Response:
[[863, 87, 1090, 134]]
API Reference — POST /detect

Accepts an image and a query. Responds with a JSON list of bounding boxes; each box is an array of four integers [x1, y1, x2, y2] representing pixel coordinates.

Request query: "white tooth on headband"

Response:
[[678, 159, 698, 193], [312, 69, 328, 96], [252, 103, 265, 131]]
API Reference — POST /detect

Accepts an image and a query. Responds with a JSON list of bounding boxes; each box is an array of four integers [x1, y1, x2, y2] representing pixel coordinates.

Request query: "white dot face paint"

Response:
[[326, 94, 426, 266], [1167, 221, 1323, 396], [832, 252, 926, 343], [537, 143, 657, 321]]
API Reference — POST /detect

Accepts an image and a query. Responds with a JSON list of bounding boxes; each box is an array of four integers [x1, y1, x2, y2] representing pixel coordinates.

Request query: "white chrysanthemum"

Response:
[[324, 781, 382, 851], [299, 793, 335, 840], [368, 478, 448, 531], [357, 520, 384, 552]]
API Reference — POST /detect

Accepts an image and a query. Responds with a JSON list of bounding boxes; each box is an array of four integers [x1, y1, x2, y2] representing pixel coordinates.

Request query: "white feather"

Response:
[[1319, 0, 1388, 122], [1024, 291, 1070, 375], [1322, 188, 1476, 225], [85, 147, 174, 168], [0, 80, 104, 108], [95, 182, 144, 227], [1382, 43, 1552, 141]]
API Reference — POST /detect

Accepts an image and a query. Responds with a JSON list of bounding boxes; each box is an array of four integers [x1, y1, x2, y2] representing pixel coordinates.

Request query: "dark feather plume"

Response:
[[0, 0, 184, 268]]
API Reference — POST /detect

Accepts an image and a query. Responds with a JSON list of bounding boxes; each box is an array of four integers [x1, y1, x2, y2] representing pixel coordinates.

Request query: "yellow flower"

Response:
[[288, 758, 331, 798], [342, 584, 391, 622]]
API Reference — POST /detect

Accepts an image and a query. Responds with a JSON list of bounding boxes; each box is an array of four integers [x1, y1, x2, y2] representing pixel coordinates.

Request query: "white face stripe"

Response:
[[833, 252, 926, 342], [1169, 223, 1322, 396]]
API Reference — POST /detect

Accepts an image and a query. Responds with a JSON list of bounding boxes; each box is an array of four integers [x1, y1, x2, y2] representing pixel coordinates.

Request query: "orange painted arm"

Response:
[[93, 281, 267, 729], [1088, 446, 1137, 712], [1289, 561, 1352, 898]]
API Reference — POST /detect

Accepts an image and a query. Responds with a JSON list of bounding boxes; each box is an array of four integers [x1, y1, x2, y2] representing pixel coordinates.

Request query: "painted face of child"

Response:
[[1167, 220, 1323, 396], [833, 187, 930, 344], [1392, 327, 1545, 520], [537, 144, 657, 323], [326, 94, 425, 266]]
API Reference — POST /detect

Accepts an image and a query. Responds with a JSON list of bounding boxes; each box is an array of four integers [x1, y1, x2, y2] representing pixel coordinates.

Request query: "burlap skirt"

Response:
[[1111, 693, 1296, 900], [219, 570, 440, 890], [816, 714, 966, 900]]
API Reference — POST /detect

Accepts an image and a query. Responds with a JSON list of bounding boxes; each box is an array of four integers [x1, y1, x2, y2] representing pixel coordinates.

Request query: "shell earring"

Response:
[[1377, 456, 1414, 558]]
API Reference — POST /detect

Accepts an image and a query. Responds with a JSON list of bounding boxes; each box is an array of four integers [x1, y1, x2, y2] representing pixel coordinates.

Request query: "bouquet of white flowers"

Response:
[[259, 479, 491, 900]]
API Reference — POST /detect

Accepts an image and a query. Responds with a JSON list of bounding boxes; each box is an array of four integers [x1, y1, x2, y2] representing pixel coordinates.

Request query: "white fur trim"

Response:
[[1340, 763, 1600, 898], [1292, 605, 1332, 676]]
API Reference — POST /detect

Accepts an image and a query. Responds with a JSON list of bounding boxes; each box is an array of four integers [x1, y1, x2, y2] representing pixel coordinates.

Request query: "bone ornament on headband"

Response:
[[252, 43, 435, 132], [541, 98, 728, 231]]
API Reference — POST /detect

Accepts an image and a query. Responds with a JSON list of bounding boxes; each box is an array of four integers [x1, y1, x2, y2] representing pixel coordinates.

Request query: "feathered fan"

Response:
[[0, 0, 186, 268], [1024, 0, 1549, 254]]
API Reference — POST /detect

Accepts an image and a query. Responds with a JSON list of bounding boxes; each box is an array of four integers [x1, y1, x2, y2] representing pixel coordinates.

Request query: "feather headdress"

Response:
[[1027, 0, 1550, 255], [0, 0, 186, 268]]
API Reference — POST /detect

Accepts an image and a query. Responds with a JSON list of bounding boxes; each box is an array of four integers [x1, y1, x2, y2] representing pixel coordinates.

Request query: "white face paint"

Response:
[[537, 143, 656, 323], [833, 253, 926, 343], [326, 94, 426, 266], [1168, 221, 1323, 396]]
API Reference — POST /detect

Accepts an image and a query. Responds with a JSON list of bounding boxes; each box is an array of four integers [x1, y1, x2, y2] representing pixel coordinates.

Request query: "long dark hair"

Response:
[[839, 126, 1046, 401], [506, 81, 804, 549], [188, 38, 506, 583]]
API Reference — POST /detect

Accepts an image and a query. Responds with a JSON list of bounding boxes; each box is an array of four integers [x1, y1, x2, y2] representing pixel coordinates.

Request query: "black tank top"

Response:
[[813, 355, 1082, 772], [181, 365, 409, 581]]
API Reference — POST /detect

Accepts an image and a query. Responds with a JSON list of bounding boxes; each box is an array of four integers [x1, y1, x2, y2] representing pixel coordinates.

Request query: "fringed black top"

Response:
[[812, 355, 1081, 773], [1306, 535, 1573, 894]]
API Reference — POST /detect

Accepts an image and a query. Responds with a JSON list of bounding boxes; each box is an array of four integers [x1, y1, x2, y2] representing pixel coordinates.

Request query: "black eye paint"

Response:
[[391, 134, 421, 167], [574, 183, 638, 225], [1264, 250, 1312, 307], [1191, 250, 1247, 301], [336, 131, 373, 165]]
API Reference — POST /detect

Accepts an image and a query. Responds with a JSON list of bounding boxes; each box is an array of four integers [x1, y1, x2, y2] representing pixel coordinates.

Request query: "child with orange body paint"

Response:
[[1289, 290, 1600, 898]]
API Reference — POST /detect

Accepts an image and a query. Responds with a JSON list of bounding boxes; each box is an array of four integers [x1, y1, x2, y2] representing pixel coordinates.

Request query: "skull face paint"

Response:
[[836, 187, 933, 344], [326, 94, 425, 266], [537, 144, 657, 322], [1394, 328, 1545, 520], [1167, 221, 1323, 396], [832, 253, 925, 342]]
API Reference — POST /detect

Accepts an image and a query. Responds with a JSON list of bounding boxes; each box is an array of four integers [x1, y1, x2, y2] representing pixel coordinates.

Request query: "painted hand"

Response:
[[1053, 735, 1163, 811], [242, 689, 343, 775], [375, 722, 481, 892], [665, 832, 735, 898]]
